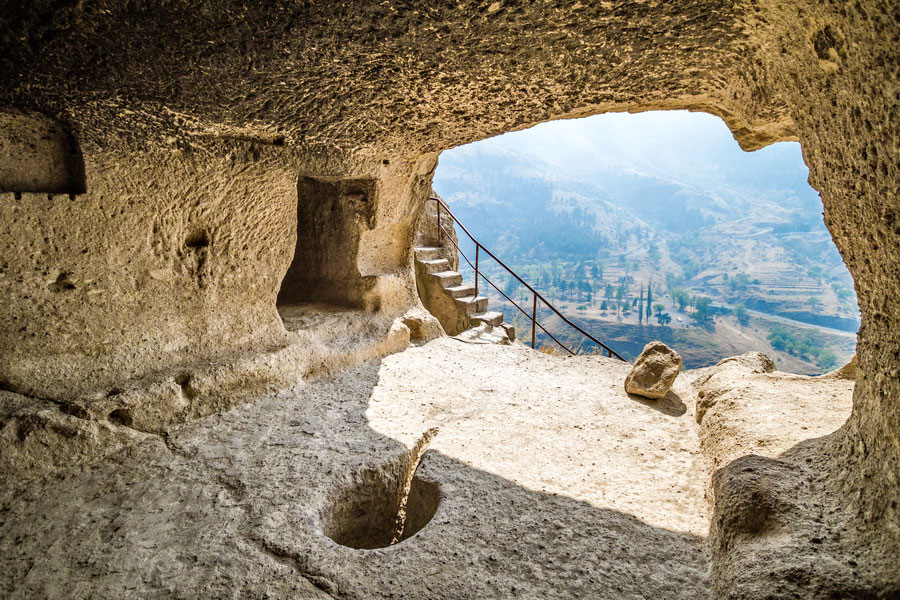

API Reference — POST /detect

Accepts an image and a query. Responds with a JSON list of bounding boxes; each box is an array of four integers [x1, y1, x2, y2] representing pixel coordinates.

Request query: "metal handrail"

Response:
[[426, 195, 625, 360]]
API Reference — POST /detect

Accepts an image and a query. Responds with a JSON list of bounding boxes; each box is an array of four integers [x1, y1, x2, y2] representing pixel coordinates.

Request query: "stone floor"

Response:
[[0, 338, 854, 599]]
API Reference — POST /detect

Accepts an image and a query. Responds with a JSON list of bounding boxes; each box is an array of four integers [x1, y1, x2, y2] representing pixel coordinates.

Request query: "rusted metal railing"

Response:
[[427, 195, 625, 360]]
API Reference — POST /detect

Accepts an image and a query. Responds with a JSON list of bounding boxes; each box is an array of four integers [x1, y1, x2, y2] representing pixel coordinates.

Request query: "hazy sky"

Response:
[[437, 110, 816, 201]]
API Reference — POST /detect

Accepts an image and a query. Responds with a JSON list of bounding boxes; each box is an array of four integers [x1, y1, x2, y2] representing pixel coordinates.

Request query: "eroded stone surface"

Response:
[[0, 0, 801, 405], [827, 353, 858, 381], [0, 110, 85, 194], [1, 339, 883, 598], [693, 352, 854, 468], [0, 340, 711, 600], [692, 354, 896, 598], [0, 0, 897, 595], [0, 309, 415, 478]]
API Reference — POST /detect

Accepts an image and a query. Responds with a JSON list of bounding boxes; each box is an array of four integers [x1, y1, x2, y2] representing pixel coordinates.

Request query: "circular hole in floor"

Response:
[[322, 467, 440, 550]]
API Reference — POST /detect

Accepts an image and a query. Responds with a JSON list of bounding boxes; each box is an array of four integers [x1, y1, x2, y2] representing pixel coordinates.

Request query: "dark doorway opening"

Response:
[[277, 176, 378, 331]]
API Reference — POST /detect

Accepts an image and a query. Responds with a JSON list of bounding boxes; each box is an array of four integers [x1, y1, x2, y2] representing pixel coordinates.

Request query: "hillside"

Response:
[[432, 111, 859, 374]]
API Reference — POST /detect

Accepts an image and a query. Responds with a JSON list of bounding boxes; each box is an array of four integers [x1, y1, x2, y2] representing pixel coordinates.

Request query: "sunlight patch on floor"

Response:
[[366, 338, 710, 536]]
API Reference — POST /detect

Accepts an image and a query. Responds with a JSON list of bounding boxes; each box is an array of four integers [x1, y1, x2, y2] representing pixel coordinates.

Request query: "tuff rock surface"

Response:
[[0, 0, 898, 597], [0, 339, 868, 599], [0, 340, 714, 599], [690, 352, 887, 598]]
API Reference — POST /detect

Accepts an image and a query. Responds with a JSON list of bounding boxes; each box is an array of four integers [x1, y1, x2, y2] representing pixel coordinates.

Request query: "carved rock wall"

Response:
[[0, 146, 297, 398], [278, 176, 379, 309], [0, 0, 772, 401], [752, 2, 899, 595], [0, 0, 897, 594]]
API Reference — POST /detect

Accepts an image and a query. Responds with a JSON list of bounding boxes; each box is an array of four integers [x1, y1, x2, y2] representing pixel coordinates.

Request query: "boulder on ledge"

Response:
[[625, 341, 682, 399]]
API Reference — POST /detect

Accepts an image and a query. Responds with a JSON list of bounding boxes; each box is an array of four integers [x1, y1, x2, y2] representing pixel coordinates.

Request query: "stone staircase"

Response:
[[414, 246, 516, 345]]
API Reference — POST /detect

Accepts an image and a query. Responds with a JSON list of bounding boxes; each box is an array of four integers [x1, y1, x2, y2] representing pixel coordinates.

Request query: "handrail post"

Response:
[[531, 293, 537, 349], [436, 201, 441, 244], [474, 244, 479, 296]]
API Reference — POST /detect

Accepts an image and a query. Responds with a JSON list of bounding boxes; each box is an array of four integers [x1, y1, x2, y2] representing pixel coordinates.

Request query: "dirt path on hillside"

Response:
[[744, 307, 858, 337]]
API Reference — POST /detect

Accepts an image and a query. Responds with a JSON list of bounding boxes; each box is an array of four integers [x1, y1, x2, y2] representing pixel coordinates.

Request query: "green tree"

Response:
[[638, 286, 645, 324], [818, 348, 838, 370], [503, 274, 518, 298], [767, 326, 829, 363], [733, 303, 750, 326], [646, 284, 653, 324], [729, 273, 751, 292], [692, 296, 713, 323], [672, 289, 690, 311], [768, 327, 790, 351], [653, 303, 665, 317], [665, 273, 683, 291], [539, 268, 551, 287], [579, 279, 591, 300], [648, 242, 661, 266]]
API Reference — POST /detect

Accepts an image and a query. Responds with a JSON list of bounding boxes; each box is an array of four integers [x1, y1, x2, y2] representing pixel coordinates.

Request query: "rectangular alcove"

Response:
[[0, 110, 86, 195], [277, 176, 378, 330]]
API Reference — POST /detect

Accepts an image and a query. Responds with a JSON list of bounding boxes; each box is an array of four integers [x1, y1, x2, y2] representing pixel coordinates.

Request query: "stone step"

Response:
[[454, 323, 511, 346], [444, 284, 476, 298], [472, 310, 504, 327], [419, 258, 451, 273], [414, 246, 444, 261], [454, 324, 489, 344], [455, 295, 488, 314], [431, 270, 463, 288], [499, 322, 517, 342]]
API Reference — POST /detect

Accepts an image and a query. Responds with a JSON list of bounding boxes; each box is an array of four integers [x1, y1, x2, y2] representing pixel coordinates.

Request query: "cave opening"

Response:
[[430, 110, 859, 375], [276, 176, 378, 332]]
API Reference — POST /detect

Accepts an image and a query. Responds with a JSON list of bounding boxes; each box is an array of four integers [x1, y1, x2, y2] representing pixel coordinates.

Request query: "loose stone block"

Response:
[[624, 341, 682, 399]]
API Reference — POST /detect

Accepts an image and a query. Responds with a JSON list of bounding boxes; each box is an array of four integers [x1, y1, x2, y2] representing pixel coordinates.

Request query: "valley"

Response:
[[432, 111, 859, 374]]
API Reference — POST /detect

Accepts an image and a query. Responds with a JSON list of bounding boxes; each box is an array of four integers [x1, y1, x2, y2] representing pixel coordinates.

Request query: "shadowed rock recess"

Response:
[[0, 1, 897, 598]]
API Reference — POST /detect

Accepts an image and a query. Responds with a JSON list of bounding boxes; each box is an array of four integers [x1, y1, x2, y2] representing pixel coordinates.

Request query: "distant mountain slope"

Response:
[[432, 111, 858, 371]]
